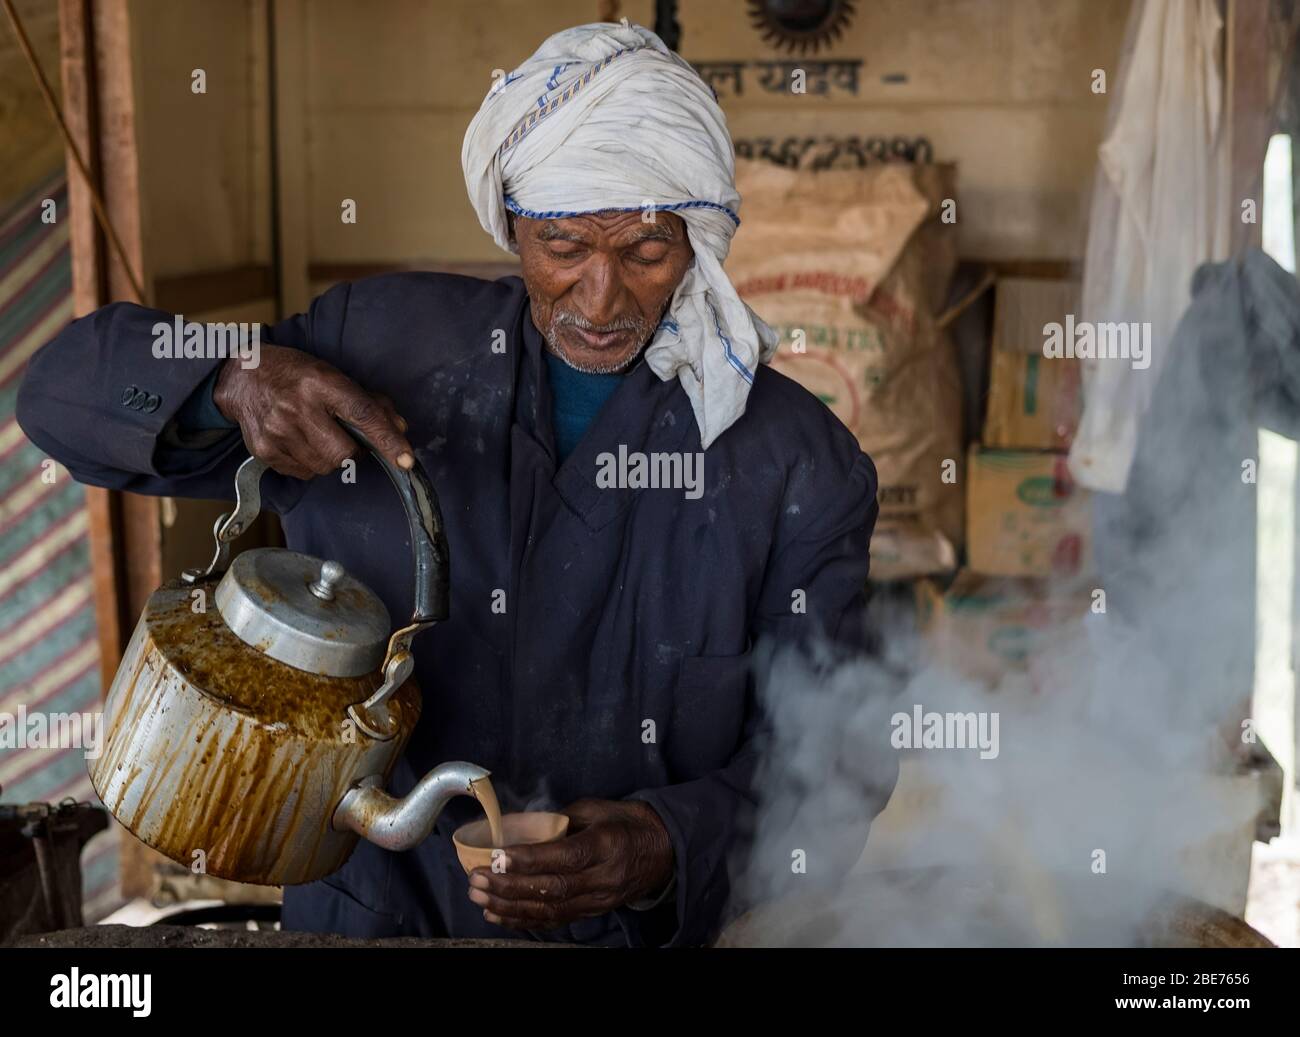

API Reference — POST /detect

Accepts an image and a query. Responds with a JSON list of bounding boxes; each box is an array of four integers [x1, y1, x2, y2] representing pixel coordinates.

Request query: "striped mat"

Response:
[[0, 171, 121, 922]]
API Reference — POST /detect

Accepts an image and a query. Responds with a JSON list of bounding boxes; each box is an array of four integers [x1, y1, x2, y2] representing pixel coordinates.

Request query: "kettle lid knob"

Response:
[[310, 560, 346, 601]]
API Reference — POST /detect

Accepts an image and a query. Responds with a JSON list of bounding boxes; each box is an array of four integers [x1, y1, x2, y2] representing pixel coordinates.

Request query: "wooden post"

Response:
[[1227, 0, 1272, 251], [57, 0, 161, 900], [271, 0, 309, 318]]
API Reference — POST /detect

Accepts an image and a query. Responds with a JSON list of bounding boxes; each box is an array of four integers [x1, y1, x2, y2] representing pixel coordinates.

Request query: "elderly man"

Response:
[[17, 23, 890, 946]]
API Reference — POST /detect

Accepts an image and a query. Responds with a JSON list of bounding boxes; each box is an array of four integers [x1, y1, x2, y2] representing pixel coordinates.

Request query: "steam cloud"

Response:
[[725, 252, 1297, 947]]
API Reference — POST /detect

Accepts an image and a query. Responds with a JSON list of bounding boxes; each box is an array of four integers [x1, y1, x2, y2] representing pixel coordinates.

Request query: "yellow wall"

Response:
[[672, 0, 1132, 260], [293, 0, 1130, 267], [130, 0, 272, 282], [121, 0, 1133, 291], [298, 0, 601, 268]]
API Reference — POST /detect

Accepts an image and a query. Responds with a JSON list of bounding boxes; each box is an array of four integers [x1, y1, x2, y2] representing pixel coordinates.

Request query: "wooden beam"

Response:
[[1228, 0, 1272, 250], [57, 0, 105, 316], [58, 0, 162, 903], [961, 258, 1080, 281], [153, 264, 276, 315], [82, 0, 146, 306], [271, 0, 309, 317], [308, 260, 521, 284], [155, 261, 540, 319], [60, 0, 157, 631], [59, 0, 122, 696]]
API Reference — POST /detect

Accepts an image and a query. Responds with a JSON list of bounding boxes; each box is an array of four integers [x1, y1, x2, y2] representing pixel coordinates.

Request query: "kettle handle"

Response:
[[180, 418, 449, 743], [181, 422, 451, 709], [336, 420, 450, 627]]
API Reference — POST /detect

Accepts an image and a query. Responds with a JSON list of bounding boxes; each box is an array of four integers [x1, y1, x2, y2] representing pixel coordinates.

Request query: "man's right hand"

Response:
[[212, 344, 413, 480]]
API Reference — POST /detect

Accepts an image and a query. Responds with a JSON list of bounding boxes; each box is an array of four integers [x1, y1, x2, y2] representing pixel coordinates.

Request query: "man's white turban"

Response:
[[461, 21, 777, 449]]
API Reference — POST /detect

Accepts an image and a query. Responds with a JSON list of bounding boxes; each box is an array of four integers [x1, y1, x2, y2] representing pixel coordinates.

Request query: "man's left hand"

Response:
[[467, 799, 674, 930]]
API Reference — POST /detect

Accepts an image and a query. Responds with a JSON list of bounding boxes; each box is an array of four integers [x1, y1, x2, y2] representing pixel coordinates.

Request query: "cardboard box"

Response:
[[915, 569, 1087, 685], [966, 446, 1090, 577], [983, 278, 1081, 451]]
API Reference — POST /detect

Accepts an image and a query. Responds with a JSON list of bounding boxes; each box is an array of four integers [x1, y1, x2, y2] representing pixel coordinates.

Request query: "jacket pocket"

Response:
[[667, 652, 753, 777]]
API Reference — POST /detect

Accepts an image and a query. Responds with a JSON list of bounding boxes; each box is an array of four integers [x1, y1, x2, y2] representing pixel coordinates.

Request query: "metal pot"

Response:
[[89, 424, 488, 885]]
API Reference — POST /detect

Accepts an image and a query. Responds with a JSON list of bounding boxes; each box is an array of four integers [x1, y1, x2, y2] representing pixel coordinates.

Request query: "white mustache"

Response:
[[551, 311, 646, 336]]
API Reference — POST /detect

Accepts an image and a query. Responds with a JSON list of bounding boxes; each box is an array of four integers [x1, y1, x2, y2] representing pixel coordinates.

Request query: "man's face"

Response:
[[514, 210, 695, 374]]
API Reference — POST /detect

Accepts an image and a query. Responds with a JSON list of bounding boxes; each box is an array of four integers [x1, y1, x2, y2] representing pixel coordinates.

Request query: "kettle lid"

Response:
[[214, 548, 391, 678]]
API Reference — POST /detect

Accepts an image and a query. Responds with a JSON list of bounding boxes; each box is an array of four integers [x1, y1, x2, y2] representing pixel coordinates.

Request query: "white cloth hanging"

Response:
[[1069, 0, 1231, 493]]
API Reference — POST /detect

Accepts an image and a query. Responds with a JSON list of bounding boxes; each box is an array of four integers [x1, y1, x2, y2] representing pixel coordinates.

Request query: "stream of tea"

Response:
[[470, 776, 504, 849]]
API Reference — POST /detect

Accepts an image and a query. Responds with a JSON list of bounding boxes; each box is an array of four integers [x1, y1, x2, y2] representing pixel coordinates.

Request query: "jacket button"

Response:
[[121, 385, 138, 406], [142, 393, 161, 413], [129, 389, 149, 410]]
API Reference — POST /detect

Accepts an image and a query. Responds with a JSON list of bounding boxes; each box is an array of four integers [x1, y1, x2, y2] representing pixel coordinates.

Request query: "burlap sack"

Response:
[[729, 159, 963, 579]]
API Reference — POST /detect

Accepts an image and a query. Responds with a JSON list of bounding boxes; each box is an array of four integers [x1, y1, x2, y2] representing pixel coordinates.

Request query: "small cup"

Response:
[[453, 811, 570, 874]]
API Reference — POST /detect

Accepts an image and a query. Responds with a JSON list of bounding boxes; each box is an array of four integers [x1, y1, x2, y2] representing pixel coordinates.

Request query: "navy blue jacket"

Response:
[[17, 273, 888, 946]]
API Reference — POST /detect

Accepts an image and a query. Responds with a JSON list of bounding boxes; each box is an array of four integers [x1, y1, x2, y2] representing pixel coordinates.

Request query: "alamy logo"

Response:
[[596, 445, 704, 500], [0, 705, 102, 759], [890, 704, 1000, 759], [151, 315, 260, 369], [50, 969, 151, 1016], [1042, 315, 1150, 370]]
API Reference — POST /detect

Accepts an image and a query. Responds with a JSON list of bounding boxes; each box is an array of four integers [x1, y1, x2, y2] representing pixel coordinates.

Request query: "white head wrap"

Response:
[[461, 22, 777, 449]]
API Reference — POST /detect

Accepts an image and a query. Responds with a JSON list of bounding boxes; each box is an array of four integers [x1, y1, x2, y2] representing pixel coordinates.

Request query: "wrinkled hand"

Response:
[[213, 345, 413, 479], [467, 799, 674, 931]]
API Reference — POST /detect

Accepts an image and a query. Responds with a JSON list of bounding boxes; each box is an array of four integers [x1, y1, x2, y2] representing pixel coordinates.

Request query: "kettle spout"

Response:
[[333, 761, 490, 851]]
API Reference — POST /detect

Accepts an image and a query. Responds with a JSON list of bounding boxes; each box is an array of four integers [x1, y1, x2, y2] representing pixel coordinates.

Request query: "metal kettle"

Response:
[[89, 424, 489, 885]]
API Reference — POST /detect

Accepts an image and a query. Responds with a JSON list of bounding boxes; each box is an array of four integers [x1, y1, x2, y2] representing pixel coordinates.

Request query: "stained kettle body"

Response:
[[89, 425, 487, 885]]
